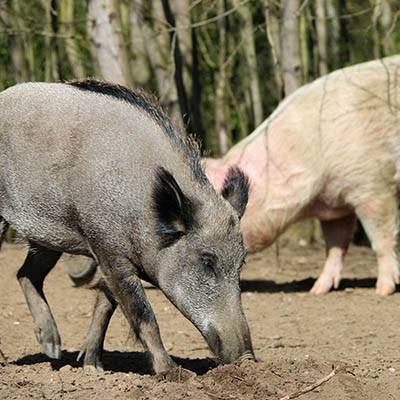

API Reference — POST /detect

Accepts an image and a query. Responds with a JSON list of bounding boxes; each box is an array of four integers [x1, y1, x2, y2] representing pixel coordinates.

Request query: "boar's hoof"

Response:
[[77, 346, 104, 373], [43, 342, 61, 359], [152, 356, 177, 375], [35, 320, 62, 359]]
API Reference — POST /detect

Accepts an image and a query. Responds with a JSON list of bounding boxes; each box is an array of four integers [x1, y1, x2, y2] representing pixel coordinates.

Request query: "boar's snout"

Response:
[[206, 315, 255, 364]]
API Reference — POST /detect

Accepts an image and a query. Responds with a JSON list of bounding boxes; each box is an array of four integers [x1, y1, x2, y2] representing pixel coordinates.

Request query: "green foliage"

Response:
[[0, 0, 399, 152]]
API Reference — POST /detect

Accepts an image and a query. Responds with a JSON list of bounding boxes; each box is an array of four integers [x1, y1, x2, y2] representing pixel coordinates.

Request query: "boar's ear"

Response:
[[153, 167, 195, 248], [221, 167, 250, 219]]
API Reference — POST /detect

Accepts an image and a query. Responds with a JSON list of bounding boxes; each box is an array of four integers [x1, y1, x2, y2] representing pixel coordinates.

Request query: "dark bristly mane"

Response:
[[68, 79, 207, 183]]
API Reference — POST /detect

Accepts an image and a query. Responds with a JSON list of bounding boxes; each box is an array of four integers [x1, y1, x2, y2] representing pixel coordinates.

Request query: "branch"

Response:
[[279, 365, 344, 400]]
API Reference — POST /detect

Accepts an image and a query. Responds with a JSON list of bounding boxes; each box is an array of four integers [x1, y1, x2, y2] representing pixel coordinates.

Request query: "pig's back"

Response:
[[267, 56, 400, 198]]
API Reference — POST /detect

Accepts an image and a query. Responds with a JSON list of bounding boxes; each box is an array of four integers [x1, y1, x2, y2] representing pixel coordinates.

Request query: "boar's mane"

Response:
[[68, 79, 208, 184]]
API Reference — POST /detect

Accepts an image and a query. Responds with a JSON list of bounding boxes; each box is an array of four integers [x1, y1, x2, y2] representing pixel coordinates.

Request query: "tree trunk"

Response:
[[372, 0, 395, 57], [264, 0, 283, 98], [170, 0, 192, 94], [233, 0, 263, 127], [59, 0, 86, 79], [280, 0, 302, 95], [42, 0, 59, 82], [315, 0, 328, 75], [215, 0, 230, 155], [128, 1, 150, 86], [161, 0, 191, 131], [87, 0, 130, 85], [9, 0, 31, 82], [326, 0, 340, 69]]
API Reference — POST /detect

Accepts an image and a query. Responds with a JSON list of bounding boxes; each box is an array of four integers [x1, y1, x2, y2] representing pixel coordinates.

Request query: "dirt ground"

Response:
[[0, 240, 399, 399]]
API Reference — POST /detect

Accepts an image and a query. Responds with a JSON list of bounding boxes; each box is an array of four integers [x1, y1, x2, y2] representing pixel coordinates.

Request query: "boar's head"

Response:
[[151, 165, 254, 364]]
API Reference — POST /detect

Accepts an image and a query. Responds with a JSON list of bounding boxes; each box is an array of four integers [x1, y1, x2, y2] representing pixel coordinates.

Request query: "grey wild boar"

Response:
[[69, 56, 400, 367], [206, 55, 400, 296], [0, 80, 254, 373]]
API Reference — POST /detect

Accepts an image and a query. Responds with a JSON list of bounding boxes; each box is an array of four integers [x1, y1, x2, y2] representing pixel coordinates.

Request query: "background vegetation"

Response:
[[0, 0, 399, 155], [0, 0, 399, 156]]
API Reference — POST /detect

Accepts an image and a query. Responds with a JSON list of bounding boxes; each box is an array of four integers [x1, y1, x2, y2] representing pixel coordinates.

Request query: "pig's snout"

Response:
[[206, 317, 254, 364]]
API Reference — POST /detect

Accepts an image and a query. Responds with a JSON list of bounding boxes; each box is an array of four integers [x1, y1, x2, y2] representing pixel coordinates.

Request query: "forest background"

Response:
[[0, 0, 399, 240]]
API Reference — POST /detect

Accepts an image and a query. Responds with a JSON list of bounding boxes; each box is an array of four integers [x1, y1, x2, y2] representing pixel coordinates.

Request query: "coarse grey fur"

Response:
[[0, 81, 254, 373]]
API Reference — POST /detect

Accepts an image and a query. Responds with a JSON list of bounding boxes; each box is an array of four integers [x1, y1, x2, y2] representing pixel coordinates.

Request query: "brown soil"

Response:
[[0, 241, 399, 399]]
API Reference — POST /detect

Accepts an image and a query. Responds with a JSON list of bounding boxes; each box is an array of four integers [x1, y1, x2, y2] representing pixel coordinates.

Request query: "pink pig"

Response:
[[204, 55, 400, 296]]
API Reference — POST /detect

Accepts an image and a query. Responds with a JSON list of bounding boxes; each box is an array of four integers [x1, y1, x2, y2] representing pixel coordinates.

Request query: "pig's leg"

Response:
[[100, 258, 176, 373], [355, 197, 399, 296], [310, 213, 356, 294], [77, 280, 117, 372], [17, 245, 62, 358]]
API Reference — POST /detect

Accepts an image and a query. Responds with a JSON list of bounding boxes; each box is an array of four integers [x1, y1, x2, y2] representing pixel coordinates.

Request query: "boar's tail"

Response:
[[67, 259, 98, 287], [0, 216, 9, 251]]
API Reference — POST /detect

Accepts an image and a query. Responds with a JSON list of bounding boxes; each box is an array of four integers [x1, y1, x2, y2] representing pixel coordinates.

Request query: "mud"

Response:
[[0, 241, 399, 399]]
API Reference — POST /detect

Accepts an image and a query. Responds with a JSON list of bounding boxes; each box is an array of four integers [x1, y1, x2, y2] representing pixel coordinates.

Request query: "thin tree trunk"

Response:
[[170, 0, 192, 94], [315, 0, 328, 75], [128, 2, 150, 85], [215, 0, 230, 155], [59, 0, 86, 79], [326, 0, 340, 69], [42, 0, 59, 82], [152, 1, 183, 126], [372, 0, 395, 57], [233, 0, 263, 126], [162, 0, 191, 130], [9, 0, 31, 82], [299, 9, 309, 82], [264, 0, 283, 98], [281, 0, 302, 95], [87, 0, 130, 85]]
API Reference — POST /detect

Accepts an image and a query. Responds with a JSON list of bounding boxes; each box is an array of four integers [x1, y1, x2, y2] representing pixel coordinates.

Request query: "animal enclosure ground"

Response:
[[0, 241, 399, 399]]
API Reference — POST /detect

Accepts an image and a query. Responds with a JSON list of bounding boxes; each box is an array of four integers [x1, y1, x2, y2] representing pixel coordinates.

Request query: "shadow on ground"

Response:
[[13, 350, 216, 375], [240, 277, 378, 293]]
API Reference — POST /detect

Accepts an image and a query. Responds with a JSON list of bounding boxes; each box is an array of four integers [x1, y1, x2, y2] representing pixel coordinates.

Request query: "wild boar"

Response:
[[0, 80, 254, 373], [68, 56, 400, 368]]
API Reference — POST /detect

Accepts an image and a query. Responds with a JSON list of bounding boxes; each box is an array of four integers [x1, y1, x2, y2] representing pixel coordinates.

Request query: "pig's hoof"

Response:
[[375, 280, 397, 296], [310, 275, 338, 295], [43, 342, 61, 359]]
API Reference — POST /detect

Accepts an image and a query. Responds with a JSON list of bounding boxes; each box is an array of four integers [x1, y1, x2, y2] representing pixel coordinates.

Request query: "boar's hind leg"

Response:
[[310, 213, 356, 295], [17, 245, 62, 358], [101, 258, 176, 374], [77, 279, 117, 372], [355, 196, 399, 296]]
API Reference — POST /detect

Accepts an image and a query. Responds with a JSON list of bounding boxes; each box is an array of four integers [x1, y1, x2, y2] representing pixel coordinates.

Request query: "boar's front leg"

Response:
[[17, 245, 62, 359], [77, 279, 117, 372], [100, 257, 176, 373]]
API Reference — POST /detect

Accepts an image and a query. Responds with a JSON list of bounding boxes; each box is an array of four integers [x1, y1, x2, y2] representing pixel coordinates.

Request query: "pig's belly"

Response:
[[308, 202, 353, 221]]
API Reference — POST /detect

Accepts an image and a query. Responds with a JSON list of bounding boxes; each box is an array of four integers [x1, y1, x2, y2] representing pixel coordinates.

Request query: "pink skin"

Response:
[[203, 119, 399, 296], [204, 57, 400, 296]]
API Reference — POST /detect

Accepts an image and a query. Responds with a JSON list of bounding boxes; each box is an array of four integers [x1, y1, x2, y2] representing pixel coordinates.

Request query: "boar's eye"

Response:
[[201, 251, 217, 276]]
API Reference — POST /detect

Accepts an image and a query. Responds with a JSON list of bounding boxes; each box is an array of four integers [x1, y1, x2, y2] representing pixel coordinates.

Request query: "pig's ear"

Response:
[[153, 167, 195, 248], [221, 167, 250, 219]]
